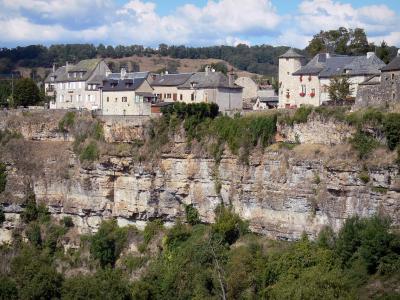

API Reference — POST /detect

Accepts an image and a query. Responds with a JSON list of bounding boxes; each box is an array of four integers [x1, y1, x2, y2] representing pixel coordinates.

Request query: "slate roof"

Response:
[[44, 66, 66, 83], [293, 53, 385, 77], [151, 73, 194, 86], [45, 59, 103, 82], [107, 72, 149, 80], [359, 75, 381, 86], [102, 77, 147, 92], [381, 56, 400, 72], [178, 72, 243, 90], [279, 48, 305, 59]]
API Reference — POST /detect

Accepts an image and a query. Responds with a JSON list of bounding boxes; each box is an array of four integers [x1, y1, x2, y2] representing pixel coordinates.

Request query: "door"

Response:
[[173, 93, 177, 101]]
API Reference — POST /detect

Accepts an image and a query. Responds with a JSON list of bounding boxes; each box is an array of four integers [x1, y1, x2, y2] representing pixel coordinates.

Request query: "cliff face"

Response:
[[1, 111, 399, 242]]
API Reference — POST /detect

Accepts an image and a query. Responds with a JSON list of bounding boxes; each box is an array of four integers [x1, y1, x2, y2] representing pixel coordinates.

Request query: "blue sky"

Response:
[[0, 0, 399, 48]]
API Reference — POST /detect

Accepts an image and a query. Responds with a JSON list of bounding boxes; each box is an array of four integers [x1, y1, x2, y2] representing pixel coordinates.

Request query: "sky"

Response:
[[0, 0, 399, 48]]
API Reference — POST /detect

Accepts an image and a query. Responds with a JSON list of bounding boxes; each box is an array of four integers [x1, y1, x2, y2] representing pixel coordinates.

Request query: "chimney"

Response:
[[120, 67, 127, 79], [367, 52, 374, 59], [205, 65, 211, 75], [52, 63, 56, 73], [228, 71, 235, 87]]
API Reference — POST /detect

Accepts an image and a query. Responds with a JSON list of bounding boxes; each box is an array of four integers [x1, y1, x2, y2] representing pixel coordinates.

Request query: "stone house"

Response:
[[235, 77, 258, 100], [278, 49, 385, 108], [355, 50, 400, 108], [101, 70, 155, 116], [151, 68, 243, 112], [46, 59, 111, 110]]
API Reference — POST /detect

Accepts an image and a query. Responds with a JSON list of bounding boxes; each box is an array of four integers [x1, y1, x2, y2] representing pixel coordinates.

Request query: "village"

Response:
[[42, 48, 400, 116]]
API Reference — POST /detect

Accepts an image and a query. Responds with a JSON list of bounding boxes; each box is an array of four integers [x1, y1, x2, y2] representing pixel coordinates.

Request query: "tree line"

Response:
[[1, 27, 396, 77]]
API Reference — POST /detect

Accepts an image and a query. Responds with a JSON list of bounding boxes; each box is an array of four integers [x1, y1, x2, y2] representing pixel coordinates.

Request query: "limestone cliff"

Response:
[[0, 111, 399, 242]]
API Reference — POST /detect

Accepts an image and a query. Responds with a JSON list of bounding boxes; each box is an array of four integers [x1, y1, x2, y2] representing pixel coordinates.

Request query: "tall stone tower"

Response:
[[278, 48, 304, 108]]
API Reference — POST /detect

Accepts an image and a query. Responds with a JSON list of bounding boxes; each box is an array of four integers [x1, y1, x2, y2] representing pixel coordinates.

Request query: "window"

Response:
[[392, 73, 395, 80], [191, 93, 195, 101], [122, 97, 127, 102], [135, 95, 140, 103], [301, 85, 306, 93], [393, 93, 396, 100], [180, 94, 183, 101], [115, 97, 118, 102], [80, 72, 83, 78], [107, 97, 109, 102], [167, 93, 171, 99], [287, 72, 290, 75], [74, 72, 77, 78]]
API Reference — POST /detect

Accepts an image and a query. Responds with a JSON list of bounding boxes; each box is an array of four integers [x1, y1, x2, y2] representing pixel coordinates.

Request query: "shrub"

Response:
[[0, 276, 18, 300], [0, 163, 6, 193], [21, 191, 38, 223], [90, 219, 128, 268], [185, 204, 201, 225], [58, 111, 76, 132], [383, 113, 400, 151], [143, 219, 164, 245], [13, 78, 41, 107], [0, 206, 5, 225], [79, 141, 99, 162], [26, 222, 42, 248], [61, 268, 131, 300], [358, 170, 370, 183], [165, 221, 192, 250], [61, 216, 74, 228], [350, 131, 379, 159], [212, 205, 248, 245]]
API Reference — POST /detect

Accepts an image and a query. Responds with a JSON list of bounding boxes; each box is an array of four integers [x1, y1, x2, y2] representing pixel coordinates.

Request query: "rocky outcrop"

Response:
[[277, 114, 355, 145], [0, 111, 399, 242]]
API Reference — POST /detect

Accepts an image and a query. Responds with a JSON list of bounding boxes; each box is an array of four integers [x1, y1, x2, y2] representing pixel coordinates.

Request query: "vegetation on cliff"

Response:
[[0, 199, 399, 299]]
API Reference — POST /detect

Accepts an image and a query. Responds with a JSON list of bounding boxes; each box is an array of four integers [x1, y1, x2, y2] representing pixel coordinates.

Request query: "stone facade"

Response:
[[235, 77, 258, 100], [355, 71, 400, 109]]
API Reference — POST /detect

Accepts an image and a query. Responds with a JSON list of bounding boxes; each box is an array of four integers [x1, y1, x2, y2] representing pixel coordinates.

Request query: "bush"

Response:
[[212, 205, 248, 245], [358, 170, 370, 183], [185, 204, 201, 225], [61, 216, 74, 228], [90, 219, 128, 268], [79, 141, 99, 162], [383, 113, 400, 151], [165, 221, 192, 250], [13, 78, 41, 107], [61, 268, 131, 300], [350, 131, 379, 159], [143, 219, 164, 245], [58, 111, 76, 132], [0, 276, 18, 300], [0, 206, 5, 225], [21, 191, 38, 223], [0, 163, 6, 193], [26, 222, 42, 248]]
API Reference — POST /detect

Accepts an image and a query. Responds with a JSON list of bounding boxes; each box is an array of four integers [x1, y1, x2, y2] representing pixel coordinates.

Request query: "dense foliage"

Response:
[[0, 195, 399, 300], [13, 78, 41, 107], [0, 163, 6, 194]]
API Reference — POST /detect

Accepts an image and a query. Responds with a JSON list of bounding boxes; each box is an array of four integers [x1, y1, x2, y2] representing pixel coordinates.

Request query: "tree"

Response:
[[90, 219, 128, 267], [21, 190, 38, 223], [328, 76, 353, 104], [13, 78, 41, 107], [306, 27, 370, 56], [377, 41, 391, 64], [0, 81, 11, 107]]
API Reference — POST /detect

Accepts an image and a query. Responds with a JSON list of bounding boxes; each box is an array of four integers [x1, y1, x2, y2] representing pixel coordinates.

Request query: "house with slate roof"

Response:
[[355, 50, 400, 108], [151, 67, 243, 112], [101, 69, 155, 116], [278, 48, 385, 108], [45, 59, 111, 110]]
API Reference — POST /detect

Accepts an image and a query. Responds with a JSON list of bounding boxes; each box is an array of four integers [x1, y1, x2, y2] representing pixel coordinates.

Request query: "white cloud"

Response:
[[0, 0, 281, 46], [0, 0, 399, 47], [296, 0, 398, 36]]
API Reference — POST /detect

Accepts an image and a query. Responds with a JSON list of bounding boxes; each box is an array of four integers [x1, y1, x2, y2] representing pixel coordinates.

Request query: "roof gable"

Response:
[[381, 56, 400, 72]]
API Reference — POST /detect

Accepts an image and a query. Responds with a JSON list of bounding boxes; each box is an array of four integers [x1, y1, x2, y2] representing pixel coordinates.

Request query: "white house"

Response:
[[278, 49, 385, 108], [45, 59, 111, 110]]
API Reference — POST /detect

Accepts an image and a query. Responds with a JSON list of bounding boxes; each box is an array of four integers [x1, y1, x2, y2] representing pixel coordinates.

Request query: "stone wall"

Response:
[[355, 71, 400, 109]]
